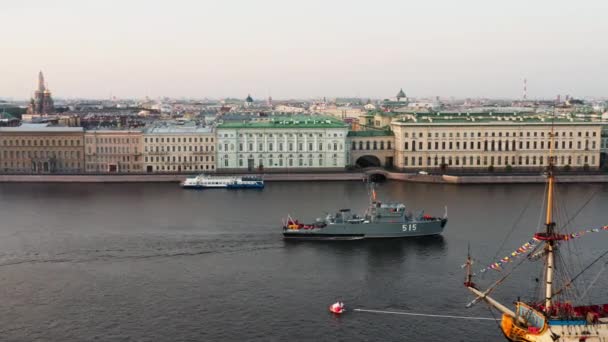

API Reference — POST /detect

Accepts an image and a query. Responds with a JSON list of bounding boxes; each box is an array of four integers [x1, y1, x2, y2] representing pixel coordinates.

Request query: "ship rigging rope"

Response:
[[555, 249, 581, 303], [551, 185, 575, 303], [580, 259, 608, 300], [551, 247, 608, 300], [486, 306, 508, 340], [558, 188, 598, 231], [558, 206, 584, 303], [486, 190, 536, 278], [466, 243, 543, 309], [559, 188, 599, 282], [353, 308, 498, 321], [553, 187, 600, 302]]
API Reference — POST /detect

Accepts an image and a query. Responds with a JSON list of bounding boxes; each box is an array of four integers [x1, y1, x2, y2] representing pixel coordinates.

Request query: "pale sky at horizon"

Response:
[[1, 0, 607, 100]]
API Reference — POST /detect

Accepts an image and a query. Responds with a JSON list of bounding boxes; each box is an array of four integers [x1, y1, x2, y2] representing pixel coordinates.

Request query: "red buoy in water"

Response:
[[329, 301, 345, 314]]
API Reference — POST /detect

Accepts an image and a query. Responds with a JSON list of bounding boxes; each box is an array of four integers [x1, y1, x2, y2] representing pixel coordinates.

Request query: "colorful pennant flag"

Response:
[[476, 225, 608, 274]]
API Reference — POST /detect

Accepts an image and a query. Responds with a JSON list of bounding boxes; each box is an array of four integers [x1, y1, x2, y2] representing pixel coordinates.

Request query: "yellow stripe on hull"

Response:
[[501, 314, 608, 342]]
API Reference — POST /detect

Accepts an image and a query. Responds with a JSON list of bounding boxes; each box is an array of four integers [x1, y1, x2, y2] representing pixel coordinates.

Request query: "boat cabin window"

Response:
[[517, 305, 545, 329]]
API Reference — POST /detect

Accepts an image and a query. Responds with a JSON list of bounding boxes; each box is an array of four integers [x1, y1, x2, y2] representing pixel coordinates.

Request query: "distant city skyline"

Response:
[[2, 0, 608, 100]]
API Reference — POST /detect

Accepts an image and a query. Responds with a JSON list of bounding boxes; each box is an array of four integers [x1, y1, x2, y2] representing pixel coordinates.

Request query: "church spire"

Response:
[[38, 71, 46, 92], [396, 88, 406, 101], [27, 71, 54, 115]]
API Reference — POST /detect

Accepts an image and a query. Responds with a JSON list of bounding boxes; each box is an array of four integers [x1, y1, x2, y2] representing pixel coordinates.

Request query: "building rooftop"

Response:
[[373, 109, 538, 117], [145, 124, 213, 134], [220, 113, 264, 121], [0, 111, 17, 120], [217, 115, 348, 129], [394, 114, 603, 126], [347, 130, 394, 137], [85, 128, 144, 134], [0, 124, 83, 132], [21, 123, 50, 128], [375, 111, 403, 117]]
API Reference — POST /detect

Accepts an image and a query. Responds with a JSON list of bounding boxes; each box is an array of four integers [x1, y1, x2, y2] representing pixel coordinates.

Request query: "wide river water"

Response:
[[0, 181, 607, 341]]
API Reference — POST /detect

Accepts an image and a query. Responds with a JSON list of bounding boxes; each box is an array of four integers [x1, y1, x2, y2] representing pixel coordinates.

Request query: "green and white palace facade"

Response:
[[216, 116, 349, 171]]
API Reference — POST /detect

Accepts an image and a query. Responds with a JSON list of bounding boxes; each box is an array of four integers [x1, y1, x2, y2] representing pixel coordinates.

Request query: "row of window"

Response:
[[85, 164, 142, 171], [145, 145, 214, 153], [221, 132, 344, 138], [235, 134, 342, 141], [227, 156, 340, 168], [2, 150, 80, 159], [233, 137, 339, 146], [145, 155, 214, 163], [351, 140, 392, 151], [1, 161, 81, 170], [403, 130, 597, 139], [221, 142, 343, 152], [2, 139, 81, 147], [86, 155, 139, 162], [86, 137, 140, 144], [148, 164, 215, 171], [89, 146, 139, 154], [145, 137, 213, 143], [402, 154, 596, 167], [403, 139, 596, 152], [229, 153, 340, 160]]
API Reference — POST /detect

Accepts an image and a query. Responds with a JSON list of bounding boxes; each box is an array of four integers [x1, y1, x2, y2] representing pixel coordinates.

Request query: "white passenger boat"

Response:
[[181, 174, 264, 189]]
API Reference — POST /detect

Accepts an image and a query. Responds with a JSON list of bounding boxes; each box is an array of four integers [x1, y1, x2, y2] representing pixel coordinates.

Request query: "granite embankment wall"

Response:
[[384, 173, 608, 184], [0, 173, 366, 183], [438, 174, 608, 184], [1, 172, 607, 184]]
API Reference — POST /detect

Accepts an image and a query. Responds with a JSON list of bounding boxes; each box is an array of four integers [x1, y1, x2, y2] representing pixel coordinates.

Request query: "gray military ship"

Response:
[[282, 186, 447, 240]]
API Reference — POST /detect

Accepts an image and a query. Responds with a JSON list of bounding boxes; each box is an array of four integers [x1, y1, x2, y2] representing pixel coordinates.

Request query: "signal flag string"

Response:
[[467, 225, 608, 275]]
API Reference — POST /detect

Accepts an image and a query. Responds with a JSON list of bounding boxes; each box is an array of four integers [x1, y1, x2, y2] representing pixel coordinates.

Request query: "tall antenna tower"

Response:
[[522, 78, 528, 100]]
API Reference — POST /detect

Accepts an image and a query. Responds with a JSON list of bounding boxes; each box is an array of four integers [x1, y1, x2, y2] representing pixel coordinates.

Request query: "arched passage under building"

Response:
[[355, 155, 381, 168], [367, 172, 387, 182]]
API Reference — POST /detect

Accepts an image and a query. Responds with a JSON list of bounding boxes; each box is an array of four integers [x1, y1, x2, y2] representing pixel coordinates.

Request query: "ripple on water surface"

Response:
[[0, 182, 606, 341]]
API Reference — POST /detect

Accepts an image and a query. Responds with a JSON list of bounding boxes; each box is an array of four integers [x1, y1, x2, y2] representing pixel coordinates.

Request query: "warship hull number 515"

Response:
[[282, 185, 447, 240]]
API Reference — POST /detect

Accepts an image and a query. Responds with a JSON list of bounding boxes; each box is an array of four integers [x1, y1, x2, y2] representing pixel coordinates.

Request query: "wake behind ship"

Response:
[[282, 186, 447, 240]]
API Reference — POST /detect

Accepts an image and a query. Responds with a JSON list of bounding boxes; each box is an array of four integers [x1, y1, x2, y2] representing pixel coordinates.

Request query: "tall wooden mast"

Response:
[[544, 122, 556, 311]]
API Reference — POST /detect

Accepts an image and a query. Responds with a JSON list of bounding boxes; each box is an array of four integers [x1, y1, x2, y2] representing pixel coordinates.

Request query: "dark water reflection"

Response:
[[0, 181, 606, 341]]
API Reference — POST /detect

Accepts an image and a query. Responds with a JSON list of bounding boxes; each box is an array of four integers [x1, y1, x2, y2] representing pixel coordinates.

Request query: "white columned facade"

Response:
[[217, 116, 348, 171]]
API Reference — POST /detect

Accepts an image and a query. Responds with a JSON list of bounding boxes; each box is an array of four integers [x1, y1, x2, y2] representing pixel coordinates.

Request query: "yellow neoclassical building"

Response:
[[143, 124, 216, 173], [391, 118, 603, 171], [0, 124, 85, 173], [601, 125, 608, 167], [85, 129, 143, 173]]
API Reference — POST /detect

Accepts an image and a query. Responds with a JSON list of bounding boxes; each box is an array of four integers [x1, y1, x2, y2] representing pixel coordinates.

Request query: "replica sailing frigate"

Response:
[[463, 127, 608, 341]]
